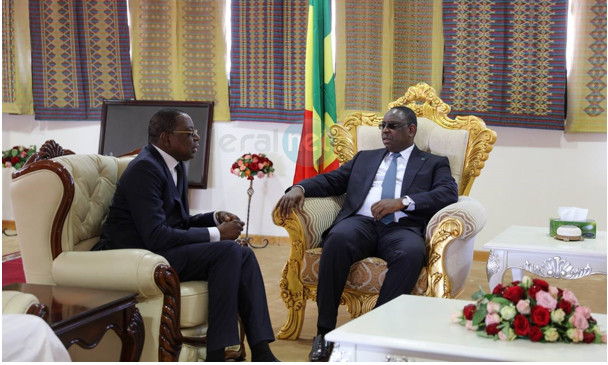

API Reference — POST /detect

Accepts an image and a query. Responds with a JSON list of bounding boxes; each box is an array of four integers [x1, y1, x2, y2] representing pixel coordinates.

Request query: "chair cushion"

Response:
[[302, 248, 387, 293], [302, 248, 429, 295], [180, 281, 209, 328]]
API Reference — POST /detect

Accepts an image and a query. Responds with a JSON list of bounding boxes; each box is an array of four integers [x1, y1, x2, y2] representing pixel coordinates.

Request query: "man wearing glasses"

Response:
[[276, 106, 458, 362], [95, 108, 279, 362]]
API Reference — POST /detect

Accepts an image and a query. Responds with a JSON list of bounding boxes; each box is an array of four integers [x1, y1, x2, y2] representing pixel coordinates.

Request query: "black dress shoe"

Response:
[[309, 334, 334, 362]]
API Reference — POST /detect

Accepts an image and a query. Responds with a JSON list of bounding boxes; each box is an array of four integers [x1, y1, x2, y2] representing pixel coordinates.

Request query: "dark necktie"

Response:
[[380, 153, 399, 224]]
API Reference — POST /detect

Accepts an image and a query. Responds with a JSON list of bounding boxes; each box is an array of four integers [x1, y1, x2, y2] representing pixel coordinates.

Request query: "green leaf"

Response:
[[472, 307, 487, 326], [10, 149, 18, 157], [471, 287, 486, 300], [492, 297, 512, 306]]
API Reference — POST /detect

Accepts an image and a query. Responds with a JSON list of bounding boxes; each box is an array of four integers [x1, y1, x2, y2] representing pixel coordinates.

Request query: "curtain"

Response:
[[566, 0, 607, 133], [335, 0, 443, 121], [129, 0, 230, 121], [229, 0, 308, 123], [2, 0, 33, 115], [441, 0, 568, 130], [28, 0, 134, 120]]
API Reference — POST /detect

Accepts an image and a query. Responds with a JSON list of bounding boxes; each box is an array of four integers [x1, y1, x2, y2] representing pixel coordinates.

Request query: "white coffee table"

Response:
[[325, 295, 607, 362], [484, 225, 607, 291]]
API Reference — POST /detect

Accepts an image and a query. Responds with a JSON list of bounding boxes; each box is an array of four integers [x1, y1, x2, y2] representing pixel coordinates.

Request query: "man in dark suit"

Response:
[[95, 108, 278, 362], [276, 106, 458, 362]]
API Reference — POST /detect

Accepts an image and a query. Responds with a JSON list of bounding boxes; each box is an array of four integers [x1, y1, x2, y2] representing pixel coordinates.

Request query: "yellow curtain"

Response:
[[129, 0, 230, 121], [566, 0, 607, 133], [335, 0, 443, 122], [2, 0, 33, 115]]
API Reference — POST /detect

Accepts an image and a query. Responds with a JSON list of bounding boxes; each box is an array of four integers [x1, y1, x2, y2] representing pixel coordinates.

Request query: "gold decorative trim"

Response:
[[425, 217, 463, 298], [273, 208, 307, 340]]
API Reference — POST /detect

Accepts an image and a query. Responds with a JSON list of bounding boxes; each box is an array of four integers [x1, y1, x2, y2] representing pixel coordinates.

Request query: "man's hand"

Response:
[[276, 186, 305, 218], [370, 198, 405, 221], [216, 211, 240, 223], [218, 219, 245, 240]]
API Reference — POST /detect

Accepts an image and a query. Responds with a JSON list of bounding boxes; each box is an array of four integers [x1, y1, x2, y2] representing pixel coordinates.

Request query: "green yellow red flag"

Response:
[[293, 0, 339, 184]]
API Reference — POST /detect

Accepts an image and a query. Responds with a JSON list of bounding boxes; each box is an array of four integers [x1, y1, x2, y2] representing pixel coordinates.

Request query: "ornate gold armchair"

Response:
[[272, 83, 497, 340]]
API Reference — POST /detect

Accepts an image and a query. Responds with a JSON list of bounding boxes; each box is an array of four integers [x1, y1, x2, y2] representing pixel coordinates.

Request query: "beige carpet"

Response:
[[3, 233, 606, 362]]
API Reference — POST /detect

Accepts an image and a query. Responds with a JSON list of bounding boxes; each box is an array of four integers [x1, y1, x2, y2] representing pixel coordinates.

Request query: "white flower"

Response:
[[543, 327, 559, 342], [500, 305, 517, 321], [521, 276, 533, 289], [551, 308, 566, 324]]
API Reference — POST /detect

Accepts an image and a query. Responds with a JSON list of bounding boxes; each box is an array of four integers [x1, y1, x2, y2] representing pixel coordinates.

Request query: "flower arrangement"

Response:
[[455, 276, 606, 344], [2, 145, 36, 169], [230, 153, 274, 180]]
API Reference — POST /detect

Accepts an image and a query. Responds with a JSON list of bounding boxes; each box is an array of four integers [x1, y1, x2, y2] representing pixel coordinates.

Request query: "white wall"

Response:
[[2, 114, 606, 251]]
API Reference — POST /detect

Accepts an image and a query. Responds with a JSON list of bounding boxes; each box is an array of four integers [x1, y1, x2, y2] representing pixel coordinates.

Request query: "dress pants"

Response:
[[173, 240, 275, 351], [316, 215, 426, 332]]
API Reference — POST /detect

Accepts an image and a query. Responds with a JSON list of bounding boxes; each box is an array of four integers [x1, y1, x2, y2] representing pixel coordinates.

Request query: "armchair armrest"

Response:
[[2, 291, 44, 316], [52, 249, 169, 298], [424, 196, 487, 298]]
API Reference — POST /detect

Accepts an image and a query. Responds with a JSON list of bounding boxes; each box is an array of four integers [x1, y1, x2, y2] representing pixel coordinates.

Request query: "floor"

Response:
[[2, 231, 606, 362]]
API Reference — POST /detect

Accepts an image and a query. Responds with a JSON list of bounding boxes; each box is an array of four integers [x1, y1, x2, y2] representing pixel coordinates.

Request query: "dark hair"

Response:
[[390, 106, 417, 126], [148, 108, 186, 143]]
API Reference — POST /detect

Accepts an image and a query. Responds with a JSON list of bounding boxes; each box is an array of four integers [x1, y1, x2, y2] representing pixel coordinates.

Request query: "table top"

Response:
[[3, 283, 137, 330], [483, 225, 607, 255], [325, 295, 607, 362]]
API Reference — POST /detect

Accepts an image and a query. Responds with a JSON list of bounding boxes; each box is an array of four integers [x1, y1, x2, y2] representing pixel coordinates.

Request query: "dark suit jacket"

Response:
[[298, 146, 458, 232], [96, 144, 216, 272]]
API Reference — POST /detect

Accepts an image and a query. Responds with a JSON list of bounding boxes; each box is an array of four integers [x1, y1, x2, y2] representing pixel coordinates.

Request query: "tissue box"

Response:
[[549, 219, 596, 238]]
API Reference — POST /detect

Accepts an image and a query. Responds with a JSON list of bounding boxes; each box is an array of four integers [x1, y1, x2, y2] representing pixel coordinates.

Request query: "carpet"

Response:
[[2, 253, 25, 286]]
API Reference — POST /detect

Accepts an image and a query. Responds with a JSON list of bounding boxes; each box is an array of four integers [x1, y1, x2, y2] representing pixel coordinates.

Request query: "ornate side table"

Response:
[[484, 225, 607, 290]]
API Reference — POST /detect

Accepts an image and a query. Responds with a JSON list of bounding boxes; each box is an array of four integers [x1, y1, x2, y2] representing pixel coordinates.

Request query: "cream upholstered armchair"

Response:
[[272, 83, 497, 340], [9, 140, 243, 362]]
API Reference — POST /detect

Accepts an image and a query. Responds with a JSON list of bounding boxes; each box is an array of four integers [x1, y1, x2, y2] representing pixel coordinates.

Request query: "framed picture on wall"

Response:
[[99, 100, 214, 189]]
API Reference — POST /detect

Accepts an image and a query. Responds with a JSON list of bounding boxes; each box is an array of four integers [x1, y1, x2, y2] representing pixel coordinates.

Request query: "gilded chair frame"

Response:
[[272, 83, 497, 340]]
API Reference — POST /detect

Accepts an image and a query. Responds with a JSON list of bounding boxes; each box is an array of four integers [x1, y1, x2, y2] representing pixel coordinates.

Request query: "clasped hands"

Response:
[[216, 211, 246, 244], [276, 187, 406, 221]]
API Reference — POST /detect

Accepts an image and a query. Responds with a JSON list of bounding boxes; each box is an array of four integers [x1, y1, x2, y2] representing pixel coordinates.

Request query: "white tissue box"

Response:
[[549, 219, 596, 239]]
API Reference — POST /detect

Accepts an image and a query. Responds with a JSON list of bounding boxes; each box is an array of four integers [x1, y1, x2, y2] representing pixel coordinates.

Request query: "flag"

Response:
[[293, 0, 339, 184]]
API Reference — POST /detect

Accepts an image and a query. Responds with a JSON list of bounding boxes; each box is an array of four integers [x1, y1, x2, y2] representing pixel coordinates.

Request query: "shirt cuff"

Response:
[[293, 184, 305, 194], [208, 227, 220, 242], [403, 196, 415, 211]]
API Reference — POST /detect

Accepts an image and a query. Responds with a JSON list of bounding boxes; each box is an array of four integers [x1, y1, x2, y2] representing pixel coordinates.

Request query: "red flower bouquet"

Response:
[[2, 145, 36, 169], [230, 153, 275, 180], [455, 276, 606, 344]]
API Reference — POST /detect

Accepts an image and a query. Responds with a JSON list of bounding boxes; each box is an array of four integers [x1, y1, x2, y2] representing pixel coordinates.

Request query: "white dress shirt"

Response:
[[355, 145, 416, 222], [152, 145, 220, 241]]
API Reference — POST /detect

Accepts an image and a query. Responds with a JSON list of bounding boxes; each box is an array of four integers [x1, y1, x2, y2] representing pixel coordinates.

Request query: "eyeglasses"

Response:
[[378, 122, 407, 130], [171, 129, 198, 138]]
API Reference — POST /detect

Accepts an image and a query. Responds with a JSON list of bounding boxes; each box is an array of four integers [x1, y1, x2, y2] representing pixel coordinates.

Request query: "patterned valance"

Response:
[[335, 0, 443, 121], [229, 0, 308, 122], [29, 0, 134, 120], [441, 0, 568, 130], [129, 0, 230, 121]]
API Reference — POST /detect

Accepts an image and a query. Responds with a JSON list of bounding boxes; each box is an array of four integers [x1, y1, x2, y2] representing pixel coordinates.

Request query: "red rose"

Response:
[[11, 156, 19, 164], [557, 299, 572, 315], [528, 285, 542, 299], [583, 331, 596, 344], [532, 278, 549, 291], [529, 326, 543, 342], [463, 304, 476, 320], [513, 314, 530, 336], [486, 323, 499, 335], [232, 163, 238, 169], [492, 283, 505, 295], [503, 286, 525, 304], [531, 305, 550, 326]]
